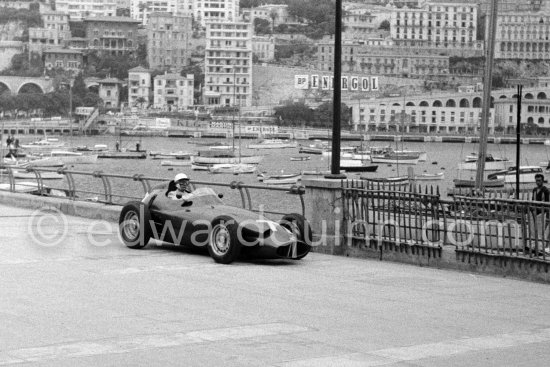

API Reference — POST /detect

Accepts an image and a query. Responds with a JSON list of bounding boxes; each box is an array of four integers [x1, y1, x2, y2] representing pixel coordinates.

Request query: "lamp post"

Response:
[[60, 80, 73, 136]]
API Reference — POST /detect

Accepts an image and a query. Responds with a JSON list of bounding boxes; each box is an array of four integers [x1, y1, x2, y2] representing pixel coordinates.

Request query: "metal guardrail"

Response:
[[341, 180, 550, 264], [0, 167, 306, 217]]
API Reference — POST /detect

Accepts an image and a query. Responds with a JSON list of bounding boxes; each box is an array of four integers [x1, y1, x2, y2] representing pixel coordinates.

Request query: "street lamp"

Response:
[[60, 80, 73, 135]]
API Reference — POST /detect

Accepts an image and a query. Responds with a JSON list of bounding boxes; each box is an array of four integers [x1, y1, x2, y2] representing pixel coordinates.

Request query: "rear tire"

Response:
[[208, 216, 241, 264], [280, 213, 312, 259], [119, 201, 152, 249]]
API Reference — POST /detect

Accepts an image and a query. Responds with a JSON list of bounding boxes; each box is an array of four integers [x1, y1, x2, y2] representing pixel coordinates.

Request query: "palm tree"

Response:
[[269, 10, 279, 33]]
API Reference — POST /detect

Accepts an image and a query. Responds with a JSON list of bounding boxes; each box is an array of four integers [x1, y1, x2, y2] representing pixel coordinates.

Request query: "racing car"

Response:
[[118, 182, 312, 264]]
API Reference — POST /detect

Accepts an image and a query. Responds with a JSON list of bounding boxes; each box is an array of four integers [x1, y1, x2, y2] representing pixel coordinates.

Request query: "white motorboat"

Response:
[[192, 152, 263, 165], [487, 166, 543, 184], [458, 154, 512, 171], [20, 138, 65, 150], [258, 173, 301, 185], [413, 172, 445, 181], [209, 163, 257, 174], [49, 150, 98, 164], [248, 139, 298, 149], [160, 160, 192, 167]]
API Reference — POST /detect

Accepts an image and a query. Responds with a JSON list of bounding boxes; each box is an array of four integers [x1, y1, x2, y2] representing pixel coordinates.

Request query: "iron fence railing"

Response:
[[0, 167, 306, 218], [342, 180, 550, 264]]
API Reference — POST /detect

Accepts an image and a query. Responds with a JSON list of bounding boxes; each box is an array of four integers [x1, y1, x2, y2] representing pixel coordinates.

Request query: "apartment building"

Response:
[[390, 2, 483, 55], [147, 12, 192, 70], [43, 48, 83, 72], [28, 11, 71, 54], [203, 21, 253, 107], [55, 0, 117, 20], [317, 37, 449, 77], [194, 0, 239, 27], [494, 12, 550, 60], [153, 73, 194, 109], [128, 66, 151, 108], [84, 16, 140, 56], [130, 0, 193, 25], [252, 36, 274, 61], [494, 91, 550, 133]]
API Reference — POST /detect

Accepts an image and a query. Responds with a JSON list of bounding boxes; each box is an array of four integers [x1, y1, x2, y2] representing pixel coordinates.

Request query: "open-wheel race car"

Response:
[[118, 183, 312, 264]]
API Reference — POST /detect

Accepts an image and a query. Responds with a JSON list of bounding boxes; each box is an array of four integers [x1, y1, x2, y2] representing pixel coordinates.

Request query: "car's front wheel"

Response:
[[208, 216, 241, 264], [280, 213, 312, 259], [119, 201, 152, 249]]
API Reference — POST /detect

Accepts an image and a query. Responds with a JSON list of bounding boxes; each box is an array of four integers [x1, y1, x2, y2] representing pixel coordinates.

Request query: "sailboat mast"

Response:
[[475, 0, 499, 189]]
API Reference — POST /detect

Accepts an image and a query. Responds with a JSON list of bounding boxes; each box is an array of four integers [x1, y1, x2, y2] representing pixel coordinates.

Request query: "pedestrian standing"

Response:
[[529, 173, 550, 254]]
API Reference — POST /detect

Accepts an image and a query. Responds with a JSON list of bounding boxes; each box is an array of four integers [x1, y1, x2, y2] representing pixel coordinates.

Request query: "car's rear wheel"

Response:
[[119, 201, 151, 249], [208, 216, 241, 264], [280, 213, 312, 259]]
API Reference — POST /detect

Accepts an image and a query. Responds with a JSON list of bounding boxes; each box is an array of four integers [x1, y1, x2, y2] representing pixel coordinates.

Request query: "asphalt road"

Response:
[[1, 204, 550, 366]]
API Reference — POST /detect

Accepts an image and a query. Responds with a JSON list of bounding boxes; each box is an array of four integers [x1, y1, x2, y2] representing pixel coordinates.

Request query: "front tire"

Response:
[[208, 216, 241, 264], [119, 201, 152, 249], [280, 213, 312, 259]]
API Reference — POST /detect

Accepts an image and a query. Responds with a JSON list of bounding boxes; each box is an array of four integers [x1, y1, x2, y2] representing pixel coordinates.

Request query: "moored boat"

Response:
[[453, 178, 505, 188], [209, 163, 257, 174], [248, 139, 298, 149], [487, 166, 543, 184], [290, 156, 311, 161], [160, 160, 192, 167], [258, 173, 301, 185], [413, 172, 445, 181], [370, 153, 420, 165], [98, 151, 147, 159], [192, 151, 263, 165]]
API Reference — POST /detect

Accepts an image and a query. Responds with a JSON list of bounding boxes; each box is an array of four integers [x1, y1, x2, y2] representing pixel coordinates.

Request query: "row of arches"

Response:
[[385, 92, 547, 109], [0, 82, 45, 94]]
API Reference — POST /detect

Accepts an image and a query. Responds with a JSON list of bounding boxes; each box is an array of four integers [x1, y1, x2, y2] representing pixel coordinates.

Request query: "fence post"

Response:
[[93, 170, 112, 203]]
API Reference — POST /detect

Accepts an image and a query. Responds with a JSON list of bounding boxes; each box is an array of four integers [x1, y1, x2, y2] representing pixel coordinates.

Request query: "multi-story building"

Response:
[[29, 28, 71, 54], [252, 36, 274, 61], [63, 37, 89, 51], [494, 90, 550, 133], [203, 21, 253, 107], [317, 37, 449, 77], [55, 0, 117, 20], [244, 4, 290, 28], [130, 0, 192, 25], [390, 2, 483, 56], [42, 11, 70, 32], [194, 0, 239, 27], [494, 12, 550, 60], [153, 73, 194, 109], [28, 11, 71, 54], [128, 66, 151, 107], [43, 48, 84, 72], [84, 16, 140, 56], [98, 77, 122, 108], [147, 12, 192, 70]]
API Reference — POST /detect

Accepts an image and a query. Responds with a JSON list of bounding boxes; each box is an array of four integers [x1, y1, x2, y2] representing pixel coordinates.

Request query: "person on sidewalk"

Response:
[[529, 173, 550, 254]]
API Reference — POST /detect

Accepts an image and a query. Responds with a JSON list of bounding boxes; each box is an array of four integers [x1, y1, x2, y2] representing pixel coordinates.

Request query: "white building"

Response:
[[153, 73, 194, 109], [203, 21, 253, 107], [252, 36, 274, 61], [55, 0, 117, 20], [390, 2, 483, 55], [494, 12, 550, 60], [128, 66, 151, 108], [194, 0, 239, 27], [130, 0, 193, 25]]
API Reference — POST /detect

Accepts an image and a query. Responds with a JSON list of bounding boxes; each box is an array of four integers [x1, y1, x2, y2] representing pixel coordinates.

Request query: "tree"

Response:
[[315, 102, 352, 129], [254, 18, 271, 35], [269, 9, 278, 32], [273, 101, 314, 126], [379, 20, 390, 31]]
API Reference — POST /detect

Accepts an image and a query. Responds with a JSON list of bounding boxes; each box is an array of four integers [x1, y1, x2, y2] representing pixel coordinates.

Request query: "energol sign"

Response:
[[294, 75, 379, 91]]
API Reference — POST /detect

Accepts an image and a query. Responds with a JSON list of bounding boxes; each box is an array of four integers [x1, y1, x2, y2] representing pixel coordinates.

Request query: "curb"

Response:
[[0, 191, 121, 222]]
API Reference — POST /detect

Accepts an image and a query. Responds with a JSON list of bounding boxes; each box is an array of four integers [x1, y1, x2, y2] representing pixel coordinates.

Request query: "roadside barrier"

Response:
[[0, 167, 306, 217], [341, 180, 550, 265]]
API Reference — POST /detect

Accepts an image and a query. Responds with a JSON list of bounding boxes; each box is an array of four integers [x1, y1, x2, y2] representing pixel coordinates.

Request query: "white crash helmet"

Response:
[[174, 173, 189, 182]]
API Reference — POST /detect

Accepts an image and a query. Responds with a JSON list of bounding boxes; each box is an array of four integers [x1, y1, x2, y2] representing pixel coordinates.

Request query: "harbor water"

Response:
[[3, 135, 550, 211]]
